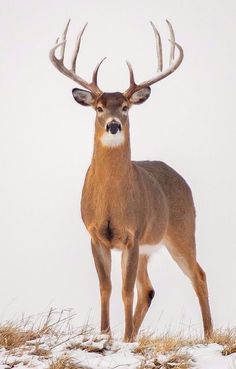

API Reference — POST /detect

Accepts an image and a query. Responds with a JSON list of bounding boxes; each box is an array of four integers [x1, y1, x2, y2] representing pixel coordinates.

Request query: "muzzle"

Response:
[[106, 121, 122, 135]]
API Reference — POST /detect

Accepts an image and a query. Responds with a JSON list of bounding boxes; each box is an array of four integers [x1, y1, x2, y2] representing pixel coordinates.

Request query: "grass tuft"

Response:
[[138, 352, 192, 369], [67, 341, 104, 353], [158, 352, 192, 369], [48, 355, 87, 369], [134, 332, 196, 355], [135, 332, 194, 369], [0, 308, 79, 351], [67, 333, 112, 355], [31, 341, 52, 357], [0, 323, 37, 350], [135, 327, 236, 369], [207, 328, 236, 356]]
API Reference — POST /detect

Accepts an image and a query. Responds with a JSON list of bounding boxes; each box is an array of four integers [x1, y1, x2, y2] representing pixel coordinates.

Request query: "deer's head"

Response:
[[49, 20, 183, 148]]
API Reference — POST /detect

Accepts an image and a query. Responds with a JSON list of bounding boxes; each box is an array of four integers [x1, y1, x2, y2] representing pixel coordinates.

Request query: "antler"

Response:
[[124, 20, 184, 98], [49, 19, 105, 97]]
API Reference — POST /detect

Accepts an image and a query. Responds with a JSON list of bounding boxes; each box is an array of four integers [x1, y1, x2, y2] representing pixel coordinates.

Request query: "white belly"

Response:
[[139, 244, 163, 256]]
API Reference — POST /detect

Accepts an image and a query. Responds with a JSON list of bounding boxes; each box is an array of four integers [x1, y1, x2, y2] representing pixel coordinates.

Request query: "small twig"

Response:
[[50, 332, 85, 349], [40, 313, 76, 333]]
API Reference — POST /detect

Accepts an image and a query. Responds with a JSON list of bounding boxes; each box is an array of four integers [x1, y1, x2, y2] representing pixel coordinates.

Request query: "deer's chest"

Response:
[[81, 177, 141, 248], [82, 180, 137, 222]]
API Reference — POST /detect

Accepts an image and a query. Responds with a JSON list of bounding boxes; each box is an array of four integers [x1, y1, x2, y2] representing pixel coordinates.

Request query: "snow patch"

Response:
[[0, 332, 235, 369]]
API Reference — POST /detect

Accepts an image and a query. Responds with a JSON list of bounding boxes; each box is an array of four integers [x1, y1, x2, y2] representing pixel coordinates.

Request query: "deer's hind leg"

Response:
[[133, 255, 155, 338], [165, 233, 213, 339]]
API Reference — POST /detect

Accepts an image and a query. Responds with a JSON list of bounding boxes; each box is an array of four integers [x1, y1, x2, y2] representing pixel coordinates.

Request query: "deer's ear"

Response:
[[72, 88, 95, 106], [129, 87, 151, 105]]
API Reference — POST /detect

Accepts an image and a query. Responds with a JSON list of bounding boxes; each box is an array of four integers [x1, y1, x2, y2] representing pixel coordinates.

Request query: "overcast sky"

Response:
[[0, 0, 235, 336]]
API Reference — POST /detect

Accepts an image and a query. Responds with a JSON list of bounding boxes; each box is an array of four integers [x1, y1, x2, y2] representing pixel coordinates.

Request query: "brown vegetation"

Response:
[[67, 341, 106, 354], [0, 323, 37, 350], [154, 352, 192, 369], [0, 308, 77, 351], [0, 311, 235, 369], [135, 328, 236, 369], [134, 332, 195, 356], [135, 333, 194, 369], [208, 328, 236, 356], [48, 355, 86, 369]]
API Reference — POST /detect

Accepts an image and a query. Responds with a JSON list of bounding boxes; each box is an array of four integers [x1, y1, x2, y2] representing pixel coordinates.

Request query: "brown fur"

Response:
[[50, 20, 212, 342], [81, 92, 213, 342]]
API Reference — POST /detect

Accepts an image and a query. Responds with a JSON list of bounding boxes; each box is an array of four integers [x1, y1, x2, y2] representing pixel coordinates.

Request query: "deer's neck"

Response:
[[91, 124, 132, 181]]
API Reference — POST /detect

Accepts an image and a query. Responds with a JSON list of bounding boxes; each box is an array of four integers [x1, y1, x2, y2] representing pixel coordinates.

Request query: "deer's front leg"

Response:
[[91, 241, 112, 334], [121, 244, 139, 342]]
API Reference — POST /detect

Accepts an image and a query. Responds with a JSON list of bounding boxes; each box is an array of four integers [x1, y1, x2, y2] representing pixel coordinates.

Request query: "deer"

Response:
[[49, 19, 213, 342]]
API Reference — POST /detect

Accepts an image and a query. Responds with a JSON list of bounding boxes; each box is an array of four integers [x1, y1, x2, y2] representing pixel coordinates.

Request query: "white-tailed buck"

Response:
[[50, 19, 213, 342]]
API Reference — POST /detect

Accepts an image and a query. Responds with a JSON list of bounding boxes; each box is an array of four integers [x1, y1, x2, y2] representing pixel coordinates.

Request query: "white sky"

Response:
[[0, 0, 235, 336]]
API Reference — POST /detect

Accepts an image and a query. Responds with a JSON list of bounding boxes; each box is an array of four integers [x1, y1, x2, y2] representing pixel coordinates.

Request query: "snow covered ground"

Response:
[[0, 310, 235, 368], [0, 327, 235, 369]]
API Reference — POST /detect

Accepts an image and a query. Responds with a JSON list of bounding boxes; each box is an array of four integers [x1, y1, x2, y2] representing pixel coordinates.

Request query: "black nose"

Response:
[[106, 121, 122, 135]]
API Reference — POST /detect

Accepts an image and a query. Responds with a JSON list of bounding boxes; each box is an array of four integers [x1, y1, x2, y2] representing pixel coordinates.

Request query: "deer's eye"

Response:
[[97, 107, 104, 113], [122, 106, 128, 112]]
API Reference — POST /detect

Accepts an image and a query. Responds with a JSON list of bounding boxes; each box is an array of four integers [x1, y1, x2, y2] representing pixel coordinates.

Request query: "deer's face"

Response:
[[72, 88, 151, 147]]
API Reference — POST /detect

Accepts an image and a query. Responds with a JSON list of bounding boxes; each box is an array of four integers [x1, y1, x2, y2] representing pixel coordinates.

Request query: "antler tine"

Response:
[[60, 19, 71, 62], [150, 21, 163, 72], [49, 20, 104, 97], [124, 21, 184, 98], [71, 22, 88, 73], [92, 57, 107, 86], [126, 61, 135, 86], [140, 40, 183, 87], [123, 61, 136, 97], [166, 19, 175, 65], [50, 40, 67, 65]]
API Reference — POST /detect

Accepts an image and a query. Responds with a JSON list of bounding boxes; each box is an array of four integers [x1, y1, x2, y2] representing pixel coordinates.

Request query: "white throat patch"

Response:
[[101, 131, 125, 148]]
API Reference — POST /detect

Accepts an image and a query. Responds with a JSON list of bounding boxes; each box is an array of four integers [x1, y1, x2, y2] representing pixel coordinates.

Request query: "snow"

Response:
[[188, 344, 236, 369], [0, 331, 235, 369]]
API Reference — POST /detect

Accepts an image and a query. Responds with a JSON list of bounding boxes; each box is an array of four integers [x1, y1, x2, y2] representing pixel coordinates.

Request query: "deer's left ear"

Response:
[[72, 88, 95, 106], [129, 87, 151, 105]]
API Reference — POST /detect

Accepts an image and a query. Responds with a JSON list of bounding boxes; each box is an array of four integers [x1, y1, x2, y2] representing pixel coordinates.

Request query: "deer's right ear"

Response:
[[72, 88, 95, 106]]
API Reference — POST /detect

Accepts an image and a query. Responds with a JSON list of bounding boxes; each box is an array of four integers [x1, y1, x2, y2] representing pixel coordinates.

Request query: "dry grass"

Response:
[[31, 341, 52, 357], [0, 309, 98, 368], [134, 332, 195, 369], [135, 327, 236, 369], [134, 332, 196, 356], [207, 328, 236, 356], [0, 323, 37, 350], [0, 312, 235, 369], [36, 308, 77, 338], [67, 333, 112, 355], [48, 355, 87, 369], [67, 341, 106, 354], [138, 352, 192, 369], [154, 352, 192, 369], [0, 308, 81, 352], [135, 327, 236, 356]]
